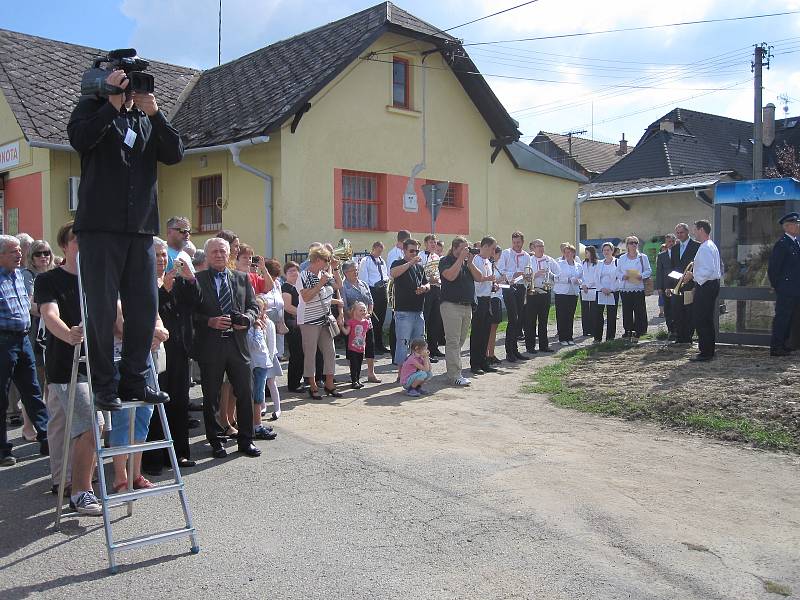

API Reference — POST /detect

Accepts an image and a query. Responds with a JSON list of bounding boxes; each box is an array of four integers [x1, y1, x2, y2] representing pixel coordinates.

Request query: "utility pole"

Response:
[[752, 43, 772, 179], [563, 129, 587, 157], [218, 0, 222, 66]]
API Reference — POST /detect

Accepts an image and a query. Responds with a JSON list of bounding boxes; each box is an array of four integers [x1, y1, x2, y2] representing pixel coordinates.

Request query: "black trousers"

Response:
[[580, 300, 595, 336], [524, 293, 550, 351], [347, 350, 364, 383], [199, 337, 254, 449], [621, 291, 648, 336], [775, 294, 800, 350], [78, 232, 157, 396], [423, 285, 444, 349], [592, 299, 618, 341], [369, 285, 388, 350], [143, 341, 191, 468], [672, 293, 695, 343], [285, 326, 304, 389], [662, 292, 675, 333], [554, 294, 578, 342], [502, 285, 526, 356], [469, 297, 491, 369], [693, 279, 720, 357]]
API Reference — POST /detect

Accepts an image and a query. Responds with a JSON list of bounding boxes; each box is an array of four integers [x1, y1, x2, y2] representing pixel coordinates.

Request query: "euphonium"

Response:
[[424, 258, 440, 284]]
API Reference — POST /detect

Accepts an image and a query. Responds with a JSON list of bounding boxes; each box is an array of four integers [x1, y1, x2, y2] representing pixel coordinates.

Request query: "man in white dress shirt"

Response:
[[526, 239, 560, 353], [358, 241, 390, 353], [683, 220, 721, 362], [496, 232, 531, 362]]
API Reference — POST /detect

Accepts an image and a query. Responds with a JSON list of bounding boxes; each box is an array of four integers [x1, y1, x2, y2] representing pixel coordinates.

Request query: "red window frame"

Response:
[[196, 174, 223, 232], [392, 57, 410, 109], [341, 170, 382, 231]]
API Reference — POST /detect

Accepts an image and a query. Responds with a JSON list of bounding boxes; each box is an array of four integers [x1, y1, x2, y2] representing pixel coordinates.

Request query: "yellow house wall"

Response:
[[45, 150, 82, 242], [581, 192, 712, 242]]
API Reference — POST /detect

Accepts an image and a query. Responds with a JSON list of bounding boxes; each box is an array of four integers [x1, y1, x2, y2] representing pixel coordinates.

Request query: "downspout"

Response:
[[405, 53, 428, 204], [575, 184, 592, 248], [224, 136, 272, 257]]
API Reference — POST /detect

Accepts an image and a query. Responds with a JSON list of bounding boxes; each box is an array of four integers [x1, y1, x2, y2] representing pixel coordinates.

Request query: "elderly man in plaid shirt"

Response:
[[0, 235, 48, 466]]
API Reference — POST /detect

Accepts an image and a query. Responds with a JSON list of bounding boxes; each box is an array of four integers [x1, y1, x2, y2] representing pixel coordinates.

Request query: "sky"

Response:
[[5, 0, 800, 146]]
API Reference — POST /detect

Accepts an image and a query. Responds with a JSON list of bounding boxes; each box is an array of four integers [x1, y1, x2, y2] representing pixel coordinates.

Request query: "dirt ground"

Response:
[[564, 341, 800, 452]]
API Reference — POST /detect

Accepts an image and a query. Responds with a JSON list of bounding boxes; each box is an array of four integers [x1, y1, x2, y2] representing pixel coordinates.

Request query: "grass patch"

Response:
[[763, 580, 792, 596], [523, 342, 798, 453]]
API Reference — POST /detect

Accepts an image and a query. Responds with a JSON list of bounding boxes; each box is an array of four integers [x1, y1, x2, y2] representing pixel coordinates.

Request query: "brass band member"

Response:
[[670, 223, 700, 344], [496, 232, 531, 362], [525, 239, 559, 353], [682, 220, 721, 362], [420, 234, 445, 360]]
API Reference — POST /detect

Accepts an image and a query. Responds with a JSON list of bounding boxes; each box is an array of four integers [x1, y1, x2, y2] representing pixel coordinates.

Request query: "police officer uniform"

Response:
[[767, 212, 800, 356]]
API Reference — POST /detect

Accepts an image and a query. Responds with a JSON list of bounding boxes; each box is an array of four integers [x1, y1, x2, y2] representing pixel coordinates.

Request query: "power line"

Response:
[[457, 10, 800, 47], [361, 55, 753, 91]]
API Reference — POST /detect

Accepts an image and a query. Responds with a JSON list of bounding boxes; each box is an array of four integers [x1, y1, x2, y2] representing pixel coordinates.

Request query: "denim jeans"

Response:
[[0, 333, 48, 452], [394, 311, 425, 365]]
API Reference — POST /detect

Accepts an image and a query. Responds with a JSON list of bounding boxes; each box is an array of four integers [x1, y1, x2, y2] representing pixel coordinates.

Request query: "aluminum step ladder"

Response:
[[54, 253, 199, 573]]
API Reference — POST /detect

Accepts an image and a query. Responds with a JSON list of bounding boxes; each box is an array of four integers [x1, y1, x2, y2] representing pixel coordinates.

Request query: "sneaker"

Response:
[[70, 491, 103, 516], [1, 453, 16, 467], [417, 388, 433, 395], [405, 388, 421, 397], [452, 377, 471, 386]]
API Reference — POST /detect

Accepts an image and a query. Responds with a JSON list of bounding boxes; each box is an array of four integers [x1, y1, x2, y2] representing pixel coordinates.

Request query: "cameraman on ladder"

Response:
[[67, 55, 184, 411]]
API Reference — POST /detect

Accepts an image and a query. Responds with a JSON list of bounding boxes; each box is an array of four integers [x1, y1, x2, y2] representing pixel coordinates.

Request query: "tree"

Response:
[[765, 142, 800, 179]]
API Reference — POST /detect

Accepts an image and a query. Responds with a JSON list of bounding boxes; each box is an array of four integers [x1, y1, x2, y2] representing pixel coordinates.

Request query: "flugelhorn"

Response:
[[671, 261, 694, 296]]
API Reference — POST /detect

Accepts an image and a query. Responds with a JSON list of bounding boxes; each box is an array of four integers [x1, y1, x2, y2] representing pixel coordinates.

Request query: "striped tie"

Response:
[[217, 271, 233, 315]]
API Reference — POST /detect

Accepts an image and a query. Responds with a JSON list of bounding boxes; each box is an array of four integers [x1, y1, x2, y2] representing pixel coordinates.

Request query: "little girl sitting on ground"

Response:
[[399, 338, 433, 397]]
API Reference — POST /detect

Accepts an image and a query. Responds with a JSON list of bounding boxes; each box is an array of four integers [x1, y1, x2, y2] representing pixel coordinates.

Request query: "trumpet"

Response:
[[523, 265, 535, 296], [671, 261, 694, 296]]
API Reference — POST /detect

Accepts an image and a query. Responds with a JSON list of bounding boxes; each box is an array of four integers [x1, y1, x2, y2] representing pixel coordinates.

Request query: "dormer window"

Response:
[[392, 57, 410, 109]]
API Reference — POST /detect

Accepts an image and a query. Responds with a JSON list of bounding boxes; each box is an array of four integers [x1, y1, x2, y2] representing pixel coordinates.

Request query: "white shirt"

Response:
[[358, 253, 388, 287], [693, 239, 721, 285], [387, 246, 404, 268], [616, 253, 652, 292], [678, 238, 692, 259], [553, 259, 582, 295], [530, 254, 560, 288], [581, 261, 600, 290], [419, 250, 439, 265], [497, 248, 530, 283], [473, 254, 494, 297], [596, 259, 619, 293]]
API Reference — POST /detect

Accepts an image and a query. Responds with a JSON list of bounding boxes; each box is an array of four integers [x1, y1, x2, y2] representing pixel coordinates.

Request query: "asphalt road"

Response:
[[1, 310, 798, 599]]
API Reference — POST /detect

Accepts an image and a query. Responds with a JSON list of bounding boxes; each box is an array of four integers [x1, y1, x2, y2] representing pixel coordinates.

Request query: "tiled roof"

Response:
[[507, 141, 589, 183], [532, 132, 624, 175], [0, 29, 199, 146], [579, 171, 734, 201], [172, 1, 520, 147], [594, 108, 754, 183]]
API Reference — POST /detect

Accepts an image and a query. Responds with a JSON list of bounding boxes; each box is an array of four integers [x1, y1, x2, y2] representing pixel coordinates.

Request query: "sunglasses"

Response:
[[170, 227, 191, 235], [627, 241, 639, 245], [33, 251, 52, 257]]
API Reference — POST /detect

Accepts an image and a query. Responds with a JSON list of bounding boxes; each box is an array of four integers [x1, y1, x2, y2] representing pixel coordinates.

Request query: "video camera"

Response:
[[80, 48, 154, 98]]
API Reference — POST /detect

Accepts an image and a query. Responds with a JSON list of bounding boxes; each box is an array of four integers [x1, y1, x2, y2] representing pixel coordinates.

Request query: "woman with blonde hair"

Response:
[[616, 235, 651, 341]]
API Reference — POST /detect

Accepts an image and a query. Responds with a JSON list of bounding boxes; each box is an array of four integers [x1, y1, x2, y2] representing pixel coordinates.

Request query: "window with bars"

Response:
[[342, 171, 380, 230], [392, 57, 410, 109], [196, 174, 223, 232], [425, 180, 462, 208]]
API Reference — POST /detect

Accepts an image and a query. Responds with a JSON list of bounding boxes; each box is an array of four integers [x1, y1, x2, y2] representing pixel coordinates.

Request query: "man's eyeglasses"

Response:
[[170, 227, 191, 235], [408, 249, 419, 254], [33, 251, 52, 257]]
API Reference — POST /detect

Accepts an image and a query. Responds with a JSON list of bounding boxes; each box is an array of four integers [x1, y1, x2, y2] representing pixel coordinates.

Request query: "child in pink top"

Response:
[[341, 302, 372, 389], [399, 338, 433, 397]]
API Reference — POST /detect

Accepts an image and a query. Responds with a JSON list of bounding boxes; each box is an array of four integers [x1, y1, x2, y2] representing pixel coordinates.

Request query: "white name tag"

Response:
[[123, 128, 137, 148]]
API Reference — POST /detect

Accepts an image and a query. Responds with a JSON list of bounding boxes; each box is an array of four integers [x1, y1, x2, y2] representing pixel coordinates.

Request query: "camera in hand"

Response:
[[229, 312, 250, 328], [80, 48, 154, 98], [468, 247, 481, 255], [251, 256, 261, 266]]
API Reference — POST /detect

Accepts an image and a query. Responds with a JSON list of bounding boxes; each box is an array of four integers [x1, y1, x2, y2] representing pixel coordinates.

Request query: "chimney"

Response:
[[660, 119, 674, 134], [617, 133, 628, 156], [763, 103, 776, 147]]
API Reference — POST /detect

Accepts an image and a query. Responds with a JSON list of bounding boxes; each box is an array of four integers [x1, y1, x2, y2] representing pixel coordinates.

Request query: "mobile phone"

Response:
[[251, 256, 260, 265]]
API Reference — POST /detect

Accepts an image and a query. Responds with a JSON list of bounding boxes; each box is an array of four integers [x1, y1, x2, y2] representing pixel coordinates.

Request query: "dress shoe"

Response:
[[95, 393, 122, 411], [177, 458, 197, 468], [188, 402, 203, 412], [482, 365, 499, 373], [188, 418, 201, 430], [120, 386, 170, 405], [505, 354, 517, 363], [689, 354, 714, 362], [470, 368, 485, 376], [430, 349, 446, 358], [487, 356, 501, 365], [515, 352, 531, 360], [238, 444, 262, 457], [212, 446, 227, 459], [254, 425, 277, 440]]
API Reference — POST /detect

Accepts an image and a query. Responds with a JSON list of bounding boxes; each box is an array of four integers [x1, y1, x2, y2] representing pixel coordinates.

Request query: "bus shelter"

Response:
[[713, 177, 800, 346]]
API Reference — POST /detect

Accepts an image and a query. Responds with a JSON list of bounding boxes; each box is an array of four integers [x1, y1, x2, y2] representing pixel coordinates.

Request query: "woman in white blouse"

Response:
[[616, 235, 652, 341], [554, 244, 583, 345], [580, 246, 599, 337], [592, 242, 620, 343]]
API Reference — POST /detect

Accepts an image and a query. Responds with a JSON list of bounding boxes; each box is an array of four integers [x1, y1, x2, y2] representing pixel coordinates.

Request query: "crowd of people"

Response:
[[0, 214, 738, 517]]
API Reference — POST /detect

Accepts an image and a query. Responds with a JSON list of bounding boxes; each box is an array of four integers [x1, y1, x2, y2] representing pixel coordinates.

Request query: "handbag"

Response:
[[639, 255, 654, 296], [326, 313, 340, 338]]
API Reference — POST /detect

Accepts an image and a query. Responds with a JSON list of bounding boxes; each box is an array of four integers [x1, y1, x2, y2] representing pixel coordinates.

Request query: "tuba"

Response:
[[424, 258, 440, 285]]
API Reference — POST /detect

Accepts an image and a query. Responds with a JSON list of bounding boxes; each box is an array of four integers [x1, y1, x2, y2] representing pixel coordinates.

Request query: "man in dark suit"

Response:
[[655, 233, 676, 338], [192, 237, 261, 458], [670, 223, 701, 344], [768, 212, 800, 357]]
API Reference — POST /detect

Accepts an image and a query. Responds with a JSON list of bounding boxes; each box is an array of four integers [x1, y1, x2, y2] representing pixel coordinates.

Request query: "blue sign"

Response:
[[715, 178, 800, 205]]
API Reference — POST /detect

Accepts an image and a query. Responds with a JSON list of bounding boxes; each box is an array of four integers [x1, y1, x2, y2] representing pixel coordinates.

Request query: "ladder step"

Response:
[[105, 482, 184, 504], [111, 527, 196, 552], [94, 400, 160, 410], [99, 440, 174, 457]]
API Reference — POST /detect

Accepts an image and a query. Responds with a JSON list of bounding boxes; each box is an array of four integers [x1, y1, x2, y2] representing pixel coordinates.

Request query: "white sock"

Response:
[[267, 378, 281, 415]]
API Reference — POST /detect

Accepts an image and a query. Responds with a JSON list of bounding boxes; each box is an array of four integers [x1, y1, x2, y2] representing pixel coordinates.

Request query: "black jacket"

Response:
[[158, 277, 200, 355], [768, 234, 800, 297], [670, 239, 701, 290], [67, 98, 183, 235], [191, 269, 259, 363], [654, 250, 673, 291]]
